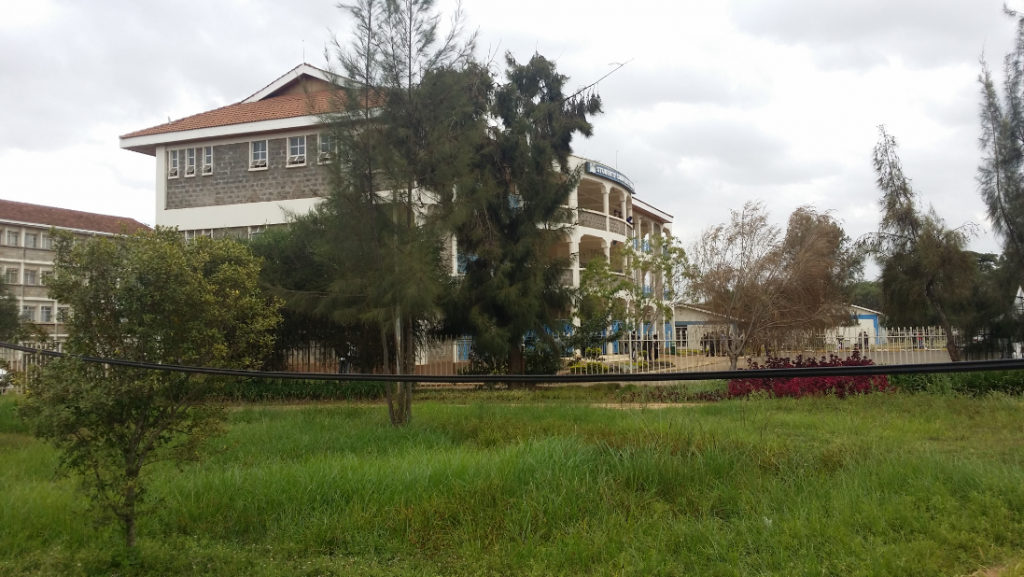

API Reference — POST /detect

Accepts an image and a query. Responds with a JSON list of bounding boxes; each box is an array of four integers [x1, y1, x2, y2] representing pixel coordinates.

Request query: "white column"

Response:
[[570, 238, 580, 287], [603, 239, 610, 259], [601, 184, 610, 231]]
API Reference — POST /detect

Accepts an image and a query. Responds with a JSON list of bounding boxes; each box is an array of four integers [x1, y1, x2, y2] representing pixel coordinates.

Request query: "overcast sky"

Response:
[[0, 0, 1017, 270]]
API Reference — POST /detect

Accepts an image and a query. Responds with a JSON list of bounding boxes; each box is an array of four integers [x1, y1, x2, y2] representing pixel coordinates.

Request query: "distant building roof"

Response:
[[120, 90, 338, 140], [0, 199, 150, 235], [850, 304, 883, 316]]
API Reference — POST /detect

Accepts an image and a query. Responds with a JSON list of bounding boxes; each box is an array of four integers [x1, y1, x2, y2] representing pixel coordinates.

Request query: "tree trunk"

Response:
[[124, 474, 138, 549], [508, 343, 525, 375], [925, 282, 961, 362]]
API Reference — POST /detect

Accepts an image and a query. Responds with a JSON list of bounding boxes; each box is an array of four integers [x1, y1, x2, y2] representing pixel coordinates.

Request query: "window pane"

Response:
[[24, 233, 37, 248], [40, 307, 52, 323]]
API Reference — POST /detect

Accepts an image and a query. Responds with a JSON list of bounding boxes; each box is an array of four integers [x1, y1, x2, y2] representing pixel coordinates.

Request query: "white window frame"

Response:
[[40, 306, 52, 323], [249, 140, 268, 170], [168, 149, 179, 178], [23, 269, 37, 286], [24, 232, 37, 248], [21, 306, 35, 322], [40, 270, 53, 285], [41, 234, 52, 250], [6, 231, 18, 247], [287, 136, 306, 167], [318, 134, 336, 164], [5, 268, 18, 285], [202, 146, 213, 175], [185, 148, 197, 177]]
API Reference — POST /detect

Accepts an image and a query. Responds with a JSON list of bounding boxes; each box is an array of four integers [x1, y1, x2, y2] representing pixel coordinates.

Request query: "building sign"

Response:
[[585, 162, 635, 194]]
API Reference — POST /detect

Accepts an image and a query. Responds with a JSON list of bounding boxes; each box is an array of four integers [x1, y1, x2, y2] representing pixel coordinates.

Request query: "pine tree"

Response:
[[865, 126, 975, 362], [978, 7, 1024, 278], [443, 53, 602, 375]]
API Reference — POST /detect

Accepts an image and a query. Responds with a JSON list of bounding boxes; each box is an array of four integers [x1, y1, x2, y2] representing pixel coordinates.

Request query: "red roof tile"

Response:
[[121, 90, 342, 139], [0, 199, 150, 235]]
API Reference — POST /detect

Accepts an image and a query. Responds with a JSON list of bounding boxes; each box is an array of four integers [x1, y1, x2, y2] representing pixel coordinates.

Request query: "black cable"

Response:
[[4, 341, 1024, 384]]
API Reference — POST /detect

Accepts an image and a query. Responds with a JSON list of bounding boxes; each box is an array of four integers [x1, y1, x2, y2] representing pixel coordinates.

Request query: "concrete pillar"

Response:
[[602, 239, 610, 259], [620, 194, 627, 222], [602, 185, 610, 231], [569, 238, 580, 287]]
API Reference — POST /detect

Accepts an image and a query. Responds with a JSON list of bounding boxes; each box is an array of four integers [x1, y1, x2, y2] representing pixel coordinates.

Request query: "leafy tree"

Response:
[[567, 255, 627, 356], [268, 0, 481, 425], [442, 53, 602, 375], [20, 229, 280, 548], [619, 233, 689, 344], [863, 126, 976, 361], [688, 202, 856, 370], [978, 7, 1024, 279], [0, 275, 20, 342], [846, 280, 883, 312]]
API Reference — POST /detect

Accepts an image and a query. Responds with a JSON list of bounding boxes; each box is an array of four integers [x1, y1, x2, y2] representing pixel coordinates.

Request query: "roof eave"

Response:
[[119, 114, 324, 156]]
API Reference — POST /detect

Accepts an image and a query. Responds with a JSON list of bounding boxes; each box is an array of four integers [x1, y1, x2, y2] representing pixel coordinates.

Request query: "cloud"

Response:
[[730, 0, 1009, 70]]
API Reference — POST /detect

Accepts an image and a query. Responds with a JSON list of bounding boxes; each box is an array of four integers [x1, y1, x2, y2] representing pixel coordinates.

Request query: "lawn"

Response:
[[2, 389, 1024, 576]]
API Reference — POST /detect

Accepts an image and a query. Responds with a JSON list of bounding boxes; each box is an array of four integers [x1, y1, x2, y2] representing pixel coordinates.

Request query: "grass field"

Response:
[[3, 388, 1024, 576]]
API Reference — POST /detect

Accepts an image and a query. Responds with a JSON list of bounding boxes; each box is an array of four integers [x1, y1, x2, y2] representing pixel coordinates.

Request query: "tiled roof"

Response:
[[0, 199, 150, 235], [121, 90, 341, 139]]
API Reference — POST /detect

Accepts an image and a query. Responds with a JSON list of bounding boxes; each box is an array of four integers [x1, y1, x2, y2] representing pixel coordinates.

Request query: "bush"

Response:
[[729, 351, 890, 399], [567, 361, 609, 374], [890, 370, 1024, 396], [219, 378, 387, 402]]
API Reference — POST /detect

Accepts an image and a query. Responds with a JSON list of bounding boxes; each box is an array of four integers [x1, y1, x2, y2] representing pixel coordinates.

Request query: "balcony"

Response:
[[579, 209, 606, 231]]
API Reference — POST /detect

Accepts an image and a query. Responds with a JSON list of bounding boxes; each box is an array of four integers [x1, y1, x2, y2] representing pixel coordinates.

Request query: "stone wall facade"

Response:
[[165, 134, 330, 210]]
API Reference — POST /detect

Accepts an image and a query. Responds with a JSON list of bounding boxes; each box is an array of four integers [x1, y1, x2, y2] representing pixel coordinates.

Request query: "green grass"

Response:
[[2, 391, 1024, 576]]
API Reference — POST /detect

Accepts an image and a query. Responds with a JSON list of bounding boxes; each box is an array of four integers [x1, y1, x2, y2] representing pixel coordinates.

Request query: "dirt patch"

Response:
[[591, 402, 704, 410]]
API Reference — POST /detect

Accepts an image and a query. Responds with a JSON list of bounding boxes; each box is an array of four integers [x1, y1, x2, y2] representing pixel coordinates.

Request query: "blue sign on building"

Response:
[[585, 162, 635, 194]]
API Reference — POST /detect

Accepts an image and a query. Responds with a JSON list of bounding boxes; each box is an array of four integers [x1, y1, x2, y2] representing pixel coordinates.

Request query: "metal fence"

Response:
[[267, 326, 975, 380], [2, 325, 1017, 392]]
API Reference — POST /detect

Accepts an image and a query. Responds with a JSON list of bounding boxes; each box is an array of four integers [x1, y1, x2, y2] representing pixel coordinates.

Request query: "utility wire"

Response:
[[3, 341, 1024, 384]]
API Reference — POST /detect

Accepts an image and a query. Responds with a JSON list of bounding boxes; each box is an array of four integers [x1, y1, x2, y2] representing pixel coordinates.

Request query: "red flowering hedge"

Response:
[[728, 350, 890, 399]]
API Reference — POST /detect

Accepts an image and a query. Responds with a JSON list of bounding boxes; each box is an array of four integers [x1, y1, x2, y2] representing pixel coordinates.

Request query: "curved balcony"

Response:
[[578, 208, 630, 237]]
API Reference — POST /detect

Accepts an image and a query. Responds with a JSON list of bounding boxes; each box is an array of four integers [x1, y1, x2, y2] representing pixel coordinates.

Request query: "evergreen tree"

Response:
[[864, 126, 976, 361], [977, 7, 1024, 280], [0, 276, 19, 343], [442, 53, 602, 375], [266, 0, 481, 425]]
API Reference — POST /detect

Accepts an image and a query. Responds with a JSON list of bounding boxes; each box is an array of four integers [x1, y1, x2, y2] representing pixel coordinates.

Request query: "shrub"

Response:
[[890, 370, 1024, 396], [567, 361, 609, 374], [729, 351, 890, 399], [220, 378, 387, 402]]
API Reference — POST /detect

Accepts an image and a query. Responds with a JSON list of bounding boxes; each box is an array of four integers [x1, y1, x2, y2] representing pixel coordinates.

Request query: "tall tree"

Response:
[[864, 126, 976, 361], [978, 7, 1024, 278], [267, 0, 481, 425], [442, 53, 602, 375], [0, 275, 20, 343], [688, 202, 856, 370], [20, 229, 280, 549]]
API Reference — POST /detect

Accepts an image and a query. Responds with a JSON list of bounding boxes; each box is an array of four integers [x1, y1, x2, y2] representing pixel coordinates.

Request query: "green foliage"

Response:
[[891, 370, 1024, 396], [0, 275, 19, 342], [978, 10, 1024, 277], [864, 126, 976, 361], [18, 228, 281, 548], [443, 53, 601, 374], [846, 280, 882, 312], [219, 378, 387, 402], [4, 394, 1024, 575]]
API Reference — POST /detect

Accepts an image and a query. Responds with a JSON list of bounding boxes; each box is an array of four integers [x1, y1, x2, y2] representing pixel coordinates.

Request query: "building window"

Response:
[[319, 134, 336, 163], [185, 148, 197, 177], [21, 306, 35, 322], [202, 146, 213, 175], [6, 231, 18, 246], [5, 268, 18, 285], [168, 149, 179, 178], [287, 136, 306, 166], [41, 234, 52, 250], [57, 307, 70, 322], [23, 270, 37, 286], [40, 306, 52, 323], [24, 233, 37, 248], [250, 140, 268, 169], [41, 271, 53, 285]]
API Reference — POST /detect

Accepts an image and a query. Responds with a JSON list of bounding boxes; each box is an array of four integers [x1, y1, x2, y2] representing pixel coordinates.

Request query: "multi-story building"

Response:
[[0, 199, 149, 344], [120, 64, 675, 291]]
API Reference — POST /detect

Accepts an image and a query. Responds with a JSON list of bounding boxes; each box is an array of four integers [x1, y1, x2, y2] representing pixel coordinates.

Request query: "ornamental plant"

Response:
[[729, 350, 890, 398]]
